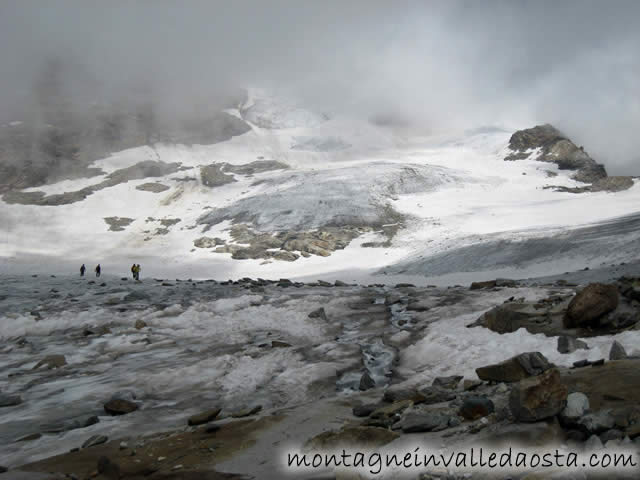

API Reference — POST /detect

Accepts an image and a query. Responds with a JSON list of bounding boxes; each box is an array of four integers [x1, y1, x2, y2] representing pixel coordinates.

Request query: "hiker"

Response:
[[95, 264, 101, 277], [134, 264, 141, 280], [80, 264, 86, 276], [131, 264, 136, 279]]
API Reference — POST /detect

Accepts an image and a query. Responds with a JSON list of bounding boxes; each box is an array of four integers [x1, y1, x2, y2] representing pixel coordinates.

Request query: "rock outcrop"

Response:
[[505, 124, 607, 183]]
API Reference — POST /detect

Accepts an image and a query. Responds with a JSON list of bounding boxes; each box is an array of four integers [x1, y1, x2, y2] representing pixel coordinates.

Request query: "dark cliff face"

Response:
[[505, 124, 608, 183], [0, 67, 250, 195], [0, 110, 251, 195]]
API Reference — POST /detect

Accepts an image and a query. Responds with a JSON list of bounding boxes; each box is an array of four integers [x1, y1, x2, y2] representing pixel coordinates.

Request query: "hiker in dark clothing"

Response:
[[131, 264, 136, 279], [95, 264, 101, 277], [80, 264, 86, 276]]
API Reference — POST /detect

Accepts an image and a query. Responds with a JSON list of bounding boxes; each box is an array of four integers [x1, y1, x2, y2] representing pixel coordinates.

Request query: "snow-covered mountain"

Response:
[[1, 89, 639, 284]]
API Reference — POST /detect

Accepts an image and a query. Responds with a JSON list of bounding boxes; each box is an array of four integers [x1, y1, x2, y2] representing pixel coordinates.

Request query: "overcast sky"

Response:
[[1, 0, 639, 173]]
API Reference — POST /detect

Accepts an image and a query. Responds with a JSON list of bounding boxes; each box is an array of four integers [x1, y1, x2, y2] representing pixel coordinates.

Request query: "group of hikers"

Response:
[[79, 263, 142, 280]]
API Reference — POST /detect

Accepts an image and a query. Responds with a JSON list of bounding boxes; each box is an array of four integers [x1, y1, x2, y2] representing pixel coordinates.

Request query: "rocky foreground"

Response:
[[1, 272, 640, 479]]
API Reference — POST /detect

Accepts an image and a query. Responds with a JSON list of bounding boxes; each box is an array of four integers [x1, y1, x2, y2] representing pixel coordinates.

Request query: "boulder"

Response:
[[560, 392, 590, 424], [82, 434, 108, 448], [509, 369, 568, 422], [470, 280, 497, 290], [472, 305, 533, 334], [476, 352, 553, 383], [308, 307, 327, 320], [432, 375, 463, 390], [383, 388, 426, 404], [104, 398, 138, 416], [557, 336, 589, 354], [564, 283, 619, 328], [459, 396, 495, 420], [400, 413, 451, 433], [359, 371, 375, 391], [187, 408, 221, 426], [463, 380, 483, 391], [416, 386, 457, 405], [134, 319, 147, 330], [369, 400, 413, 426], [609, 341, 628, 360], [231, 405, 262, 418], [579, 410, 616, 434], [352, 403, 379, 418]]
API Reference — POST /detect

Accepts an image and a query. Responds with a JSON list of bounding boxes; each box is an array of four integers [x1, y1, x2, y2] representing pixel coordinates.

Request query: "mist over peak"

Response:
[[0, 1, 639, 173]]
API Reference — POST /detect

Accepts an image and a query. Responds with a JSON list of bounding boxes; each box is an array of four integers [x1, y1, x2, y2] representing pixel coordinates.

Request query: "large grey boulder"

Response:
[[509, 369, 568, 422], [476, 352, 553, 383], [557, 335, 589, 354], [564, 283, 619, 328]]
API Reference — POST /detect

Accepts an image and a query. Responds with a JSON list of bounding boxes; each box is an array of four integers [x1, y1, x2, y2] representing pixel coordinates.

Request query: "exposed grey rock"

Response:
[[188, 408, 221, 426], [104, 394, 138, 415], [193, 236, 226, 248], [400, 412, 451, 433], [469, 280, 497, 290], [200, 164, 236, 187], [0, 394, 22, 407], [383, 388, 426, 404], [610, 341, 628, 360], [463, 380, 483, 391], [548, 176, 635, 194], [476, 352, 553, 383], [222, 160, 289, 175], [579, 410, 616, 434], [558, 335, 589, 354], [308, 307, 327, 320], [600, 429, 625, 443], [560, 392, 590, 423], [459, 396, 495, 420], [82, 435, 108, 448], [135, 182, 170, 193], [352, 403, 379, 417], [432, 375, 463, 390], [417, 386, 457, 405], [505, 124, 607, 183], [104, 216, 134, 232], [359, 371, 375, 391], [509, 369, 568, 422], [4, 161, 181, 205], [231, 405, 262, 418]]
